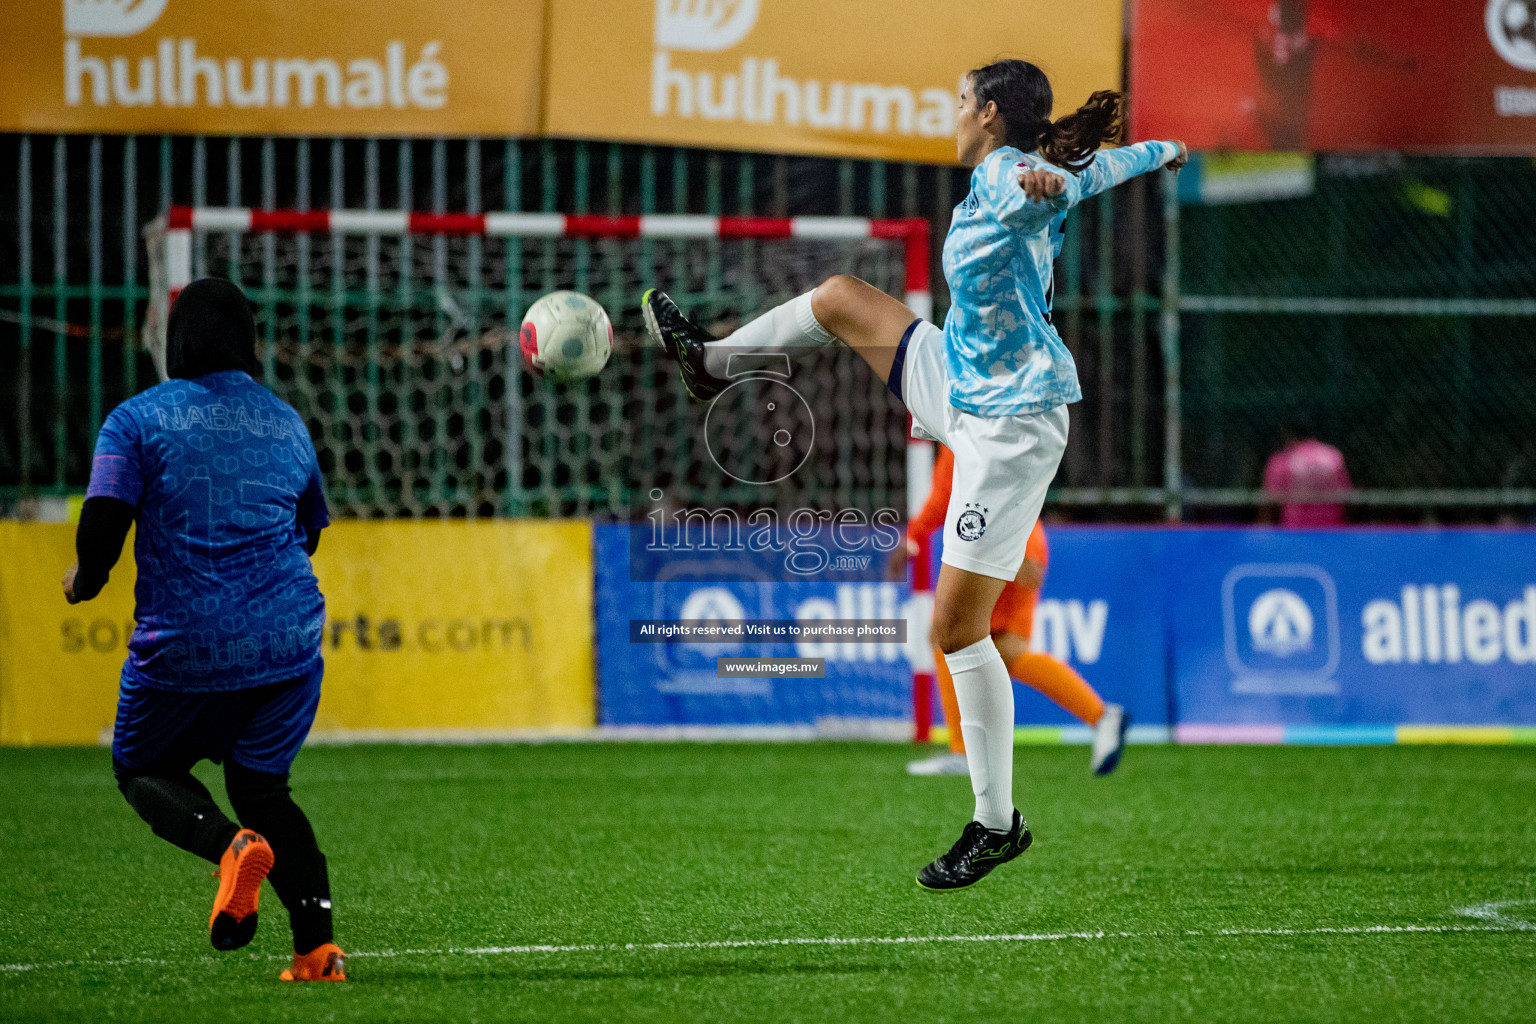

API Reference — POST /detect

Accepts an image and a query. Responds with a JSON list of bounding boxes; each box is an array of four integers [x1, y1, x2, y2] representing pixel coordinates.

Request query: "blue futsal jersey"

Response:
[[941, 140, 1179, 416], [86, 370, 328, 691]]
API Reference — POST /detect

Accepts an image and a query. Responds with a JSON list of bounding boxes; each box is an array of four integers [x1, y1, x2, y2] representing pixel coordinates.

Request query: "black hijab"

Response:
[[165, 278, 258, 380]]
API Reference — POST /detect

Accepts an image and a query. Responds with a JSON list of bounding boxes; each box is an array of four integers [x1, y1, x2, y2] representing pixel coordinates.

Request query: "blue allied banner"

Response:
[[594, 525, 1536, 731], [1162, 529, 1536, 728]]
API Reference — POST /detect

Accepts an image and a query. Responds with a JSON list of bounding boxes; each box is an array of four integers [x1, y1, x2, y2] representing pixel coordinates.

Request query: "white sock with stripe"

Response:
[[702, 290, 838, 378], [946, 636, 1015, 832]]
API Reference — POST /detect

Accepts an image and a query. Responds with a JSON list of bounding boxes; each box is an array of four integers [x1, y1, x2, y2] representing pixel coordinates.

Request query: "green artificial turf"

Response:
[[2, 743, 1534, 1022]]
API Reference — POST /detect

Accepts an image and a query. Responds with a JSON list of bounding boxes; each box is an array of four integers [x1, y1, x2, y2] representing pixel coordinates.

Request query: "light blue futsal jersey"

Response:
[[940, 140, 1179, 416], [85, 371, 329, 692]]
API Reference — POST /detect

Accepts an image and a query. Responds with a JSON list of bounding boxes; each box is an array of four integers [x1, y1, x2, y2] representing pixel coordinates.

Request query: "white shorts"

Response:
[[897, 319, 1069, 581]]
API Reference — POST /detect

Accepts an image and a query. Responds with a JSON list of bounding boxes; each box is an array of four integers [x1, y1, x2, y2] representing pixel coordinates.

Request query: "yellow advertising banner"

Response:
[[0, 520, 594, 746], [0, 0, 543, 136], [0, 523, 134, 747], [544, 0, 1124, 164], [305, 520, 594, 737]]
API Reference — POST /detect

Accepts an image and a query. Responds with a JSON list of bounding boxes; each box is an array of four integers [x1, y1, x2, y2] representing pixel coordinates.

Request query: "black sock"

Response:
[[225, 761, 334, 953], [115, 766, 240, 864], [284, 863, 333, 955]]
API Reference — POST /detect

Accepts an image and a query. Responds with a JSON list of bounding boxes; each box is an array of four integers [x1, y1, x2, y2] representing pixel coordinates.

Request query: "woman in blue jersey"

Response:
[[64, 279, 346, 979], [643, 59, 1185, 890]]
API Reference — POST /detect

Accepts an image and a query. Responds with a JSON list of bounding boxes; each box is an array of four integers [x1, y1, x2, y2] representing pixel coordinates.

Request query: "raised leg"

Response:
[[808, 274, 922, 386]]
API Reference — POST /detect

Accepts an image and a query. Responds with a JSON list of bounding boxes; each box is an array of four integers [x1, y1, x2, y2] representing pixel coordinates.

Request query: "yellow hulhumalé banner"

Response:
[[0, 520, 594, 746], [0, 0, 543, 136], [544, 0, 1124, 164]]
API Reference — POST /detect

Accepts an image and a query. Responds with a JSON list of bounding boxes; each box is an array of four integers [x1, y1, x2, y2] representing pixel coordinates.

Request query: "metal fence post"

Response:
[[1095, 190, 1115, 487], [1160, 170, 1183, 521], [1130, 176, 1149, 488], [225, 137, 242, 280], [466, 137, 485, 514], [122, 135, 138, 399], [158, 134, 171, 214], [18, 135, 33, 496], [260, 137, 276, 388], [361, 136, 383, 512], [329, 137, 348, 510], [431, 136, 449, 507], [53, 135, 68, 493], [192, 135, 207, 277], [88, 135, 104, 440], [503, 138, 526, 517]]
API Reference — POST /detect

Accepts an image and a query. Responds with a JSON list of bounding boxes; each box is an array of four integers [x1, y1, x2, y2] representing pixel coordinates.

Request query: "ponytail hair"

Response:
[[968, 60, 1124, 172], [1042, 90, 1124, 171]]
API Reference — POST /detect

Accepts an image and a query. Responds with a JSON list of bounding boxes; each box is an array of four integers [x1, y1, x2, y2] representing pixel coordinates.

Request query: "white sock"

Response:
[[703, 290, 838, 378], [946, 636, 1015, 832]]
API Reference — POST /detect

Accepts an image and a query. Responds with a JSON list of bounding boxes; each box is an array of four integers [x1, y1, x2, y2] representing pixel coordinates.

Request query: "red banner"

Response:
[[1130, 0, 1536, 152]]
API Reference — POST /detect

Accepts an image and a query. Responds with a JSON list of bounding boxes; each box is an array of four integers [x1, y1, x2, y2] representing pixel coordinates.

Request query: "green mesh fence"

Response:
[[1177, 156, 1536, 508], [6, 134, 1536, 521]]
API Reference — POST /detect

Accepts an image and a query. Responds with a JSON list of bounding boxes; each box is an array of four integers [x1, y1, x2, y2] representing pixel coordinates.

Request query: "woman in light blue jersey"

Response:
[[644, 59, 1185, 890]]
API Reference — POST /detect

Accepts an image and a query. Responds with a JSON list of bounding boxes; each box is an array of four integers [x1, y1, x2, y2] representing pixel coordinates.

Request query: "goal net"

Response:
[[145, 208, 931, 520]]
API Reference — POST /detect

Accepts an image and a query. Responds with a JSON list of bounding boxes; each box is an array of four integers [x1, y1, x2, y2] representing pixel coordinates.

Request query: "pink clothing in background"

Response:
[[1263, 439, 1351, 526]]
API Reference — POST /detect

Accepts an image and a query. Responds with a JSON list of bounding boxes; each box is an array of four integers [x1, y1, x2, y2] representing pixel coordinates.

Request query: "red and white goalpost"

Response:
[[151, 204, 938, 736], [906, 434, 937, 743]]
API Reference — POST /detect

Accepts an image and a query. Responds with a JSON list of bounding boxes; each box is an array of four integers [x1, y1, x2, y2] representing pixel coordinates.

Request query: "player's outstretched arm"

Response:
[[1075, 140, 1188, 203]]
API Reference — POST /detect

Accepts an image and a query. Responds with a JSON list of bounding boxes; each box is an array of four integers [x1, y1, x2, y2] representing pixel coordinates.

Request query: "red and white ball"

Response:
[[519, 291, 612, 382]]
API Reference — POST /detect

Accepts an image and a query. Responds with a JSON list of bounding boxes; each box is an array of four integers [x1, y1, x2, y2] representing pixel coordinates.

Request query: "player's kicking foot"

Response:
[[916, 809, 1032, 891], [209, 828, 274, 951], [906, 752, 970, 776], [280, 942, 347, 982], [1091, 702, 1129, 776], [642, 289, 730, 401]]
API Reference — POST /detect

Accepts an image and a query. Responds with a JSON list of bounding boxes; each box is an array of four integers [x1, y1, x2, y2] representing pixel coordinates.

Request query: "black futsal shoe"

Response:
[[916, 809, 1032, 891], [641, 288, 730, 401]]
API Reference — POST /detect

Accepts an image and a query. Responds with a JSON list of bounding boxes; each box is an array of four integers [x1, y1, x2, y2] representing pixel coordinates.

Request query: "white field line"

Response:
[[3, 919, 1531, 974], [1454, 899, 1536, 929]]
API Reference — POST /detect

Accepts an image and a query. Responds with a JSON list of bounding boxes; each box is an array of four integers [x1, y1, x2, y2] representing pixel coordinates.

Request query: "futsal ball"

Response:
[[519, 291, 612, 381]]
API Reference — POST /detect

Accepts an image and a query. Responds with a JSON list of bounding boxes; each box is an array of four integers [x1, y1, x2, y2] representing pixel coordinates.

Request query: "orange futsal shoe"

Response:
[[209, 828, 274, 951], [280, 943, 347, 982]]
